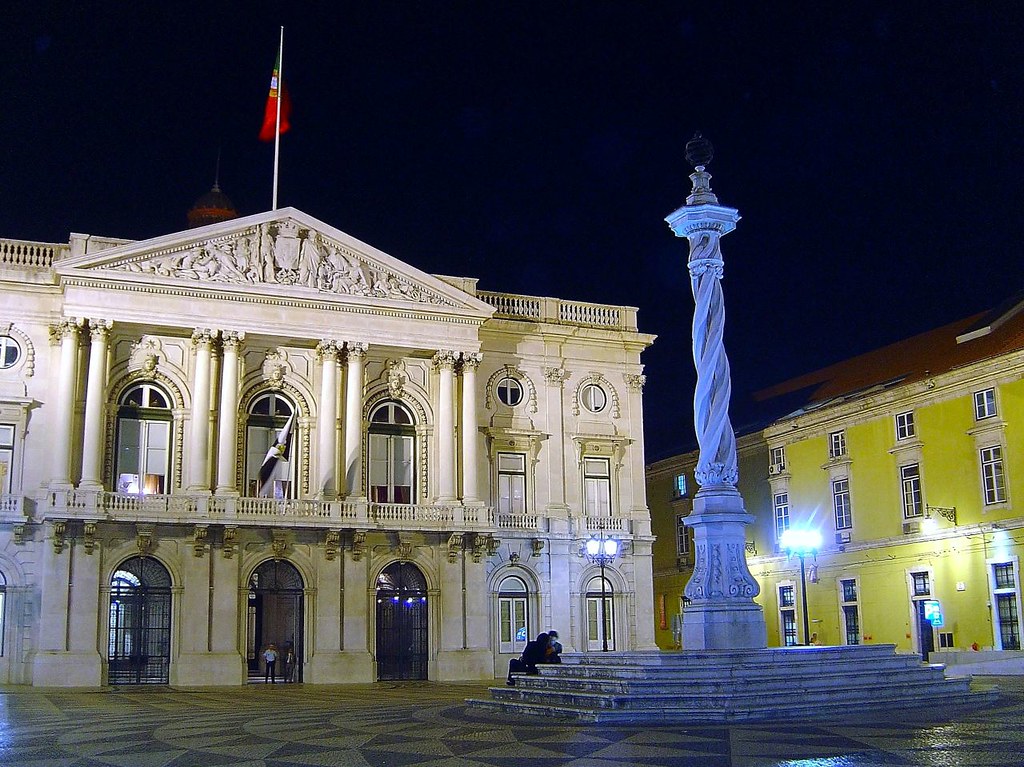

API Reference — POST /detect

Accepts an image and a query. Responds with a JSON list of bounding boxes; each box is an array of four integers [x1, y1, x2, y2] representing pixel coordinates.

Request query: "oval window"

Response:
[[581, 383, 607, 413], [496, 376, 523, 407], [0, 337, 21, 369]]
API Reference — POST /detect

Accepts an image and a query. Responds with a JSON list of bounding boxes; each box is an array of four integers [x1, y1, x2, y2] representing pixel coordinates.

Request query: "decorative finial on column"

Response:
[[684, 132, 719, 206]]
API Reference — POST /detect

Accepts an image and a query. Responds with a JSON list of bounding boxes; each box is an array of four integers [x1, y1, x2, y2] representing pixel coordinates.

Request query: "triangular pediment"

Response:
[[57, 208, 493, 316]]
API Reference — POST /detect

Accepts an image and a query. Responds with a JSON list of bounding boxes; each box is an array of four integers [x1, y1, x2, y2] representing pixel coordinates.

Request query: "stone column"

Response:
[[79, 319, 112, 489], [343, 342, 367, 498], [665, 134, 765, 650], [316, 340, 340, 498], [460, 353, 482, 502], [434, 350, 457, 502], [215, 331, 244, 494], [188, 329, 216, 492], [50, 318, 82, 488]]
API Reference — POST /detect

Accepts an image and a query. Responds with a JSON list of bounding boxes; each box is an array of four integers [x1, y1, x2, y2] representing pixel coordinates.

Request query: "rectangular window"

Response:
[[981, 446, 1006, 505], [0, 424, 14, 495], [938, 631, 955, 649], [675, 514, 691, 557], [583, 457, 611, 517], [498, 596, 528, 654], [991, 561, 1022, 651], [895, 411, 916, 441], [497, 452, 527, 515], [901, 464, 923, 518], [773, 493, 790, 543], [829, 430, 847, 459], [911, 571, 931, 597], [994, 562, 1015, 590], [778, 585, 797, 646], [770, 446, 786, 471], [839, 578, 860, 646], [974, 388, 997, 420], [672, 473, 687, 498], [586, 595, 614, 650], [832, 478, 852, 530]]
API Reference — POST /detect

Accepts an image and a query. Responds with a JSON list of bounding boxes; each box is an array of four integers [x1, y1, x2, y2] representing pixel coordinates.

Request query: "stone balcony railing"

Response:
[[477, 291, 638, 332], [0, 238, 68, 269], [2, 492, 636, 538]]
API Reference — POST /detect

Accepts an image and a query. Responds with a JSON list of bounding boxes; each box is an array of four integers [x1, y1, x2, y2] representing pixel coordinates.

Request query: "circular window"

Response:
[[0, 337, 21, 369], [581, 383, 607, 413], [496, 376, 523, 407]]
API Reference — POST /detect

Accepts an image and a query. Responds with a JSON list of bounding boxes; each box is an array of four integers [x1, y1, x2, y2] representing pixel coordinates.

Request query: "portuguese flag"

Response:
[[259, 51, 291, 142]]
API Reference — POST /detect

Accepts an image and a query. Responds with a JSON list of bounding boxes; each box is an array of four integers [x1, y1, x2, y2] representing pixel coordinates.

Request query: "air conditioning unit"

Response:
[[903, 519, 921, 535], [835, 531, 851, 544], [768, 464, 784, 476]]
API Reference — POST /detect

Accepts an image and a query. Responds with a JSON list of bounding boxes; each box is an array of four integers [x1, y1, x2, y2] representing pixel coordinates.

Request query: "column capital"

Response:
[[221, 330, 245, 349], [624, 373, 647, 391], [345, 341, 368, 359], [433, 350, 459, 370], [49, 317, 83, 344], [543, 366, 569, 387], [316, 340, 341, 361], [460, 352, 483, 369], [88, 319, 113, 341], [191, 328, 217, 348]]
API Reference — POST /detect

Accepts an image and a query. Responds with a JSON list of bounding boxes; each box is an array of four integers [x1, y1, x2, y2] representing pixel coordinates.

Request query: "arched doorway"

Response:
[[107, 556, 172, 685], [247, 560, 304, 682], [376, 562, 428, 680]]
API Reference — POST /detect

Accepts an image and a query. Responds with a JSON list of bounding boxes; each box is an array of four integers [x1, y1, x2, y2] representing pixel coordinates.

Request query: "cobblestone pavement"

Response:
[[0, 677, 1022, 766]]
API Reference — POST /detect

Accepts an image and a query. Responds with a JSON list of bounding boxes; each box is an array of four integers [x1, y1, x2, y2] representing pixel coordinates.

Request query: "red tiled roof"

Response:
[[755, 301, 1024, 409]]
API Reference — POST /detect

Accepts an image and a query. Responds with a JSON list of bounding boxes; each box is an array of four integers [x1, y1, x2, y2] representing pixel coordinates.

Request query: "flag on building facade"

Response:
[[258, 51, 291, 142], [258, 413, 294, 496]]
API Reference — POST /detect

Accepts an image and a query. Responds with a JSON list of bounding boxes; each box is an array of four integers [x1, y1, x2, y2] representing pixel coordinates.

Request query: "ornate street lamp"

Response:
[[582, 534, 619, 651], [780, 528, 822, 645]]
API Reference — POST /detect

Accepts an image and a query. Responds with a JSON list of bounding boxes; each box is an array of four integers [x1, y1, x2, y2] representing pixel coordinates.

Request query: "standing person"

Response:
[[545, 630, 563, 663], [507, 632, 549, 685], [284, 643, 296, 682], [263, 644, 279, 684]]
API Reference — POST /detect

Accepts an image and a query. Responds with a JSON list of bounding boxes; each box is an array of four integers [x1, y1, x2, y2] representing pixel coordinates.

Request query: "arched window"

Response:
[[115, 383, 172, 495], [245, 392, 296, 498], [497, 575, 529, 654], [368, 401, 415, 504], [585, 575, 615, 651]]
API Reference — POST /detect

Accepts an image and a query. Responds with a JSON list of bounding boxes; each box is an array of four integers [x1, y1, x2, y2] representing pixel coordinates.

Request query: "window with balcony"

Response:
[[245, 391, 297, 499], [116, 383, 173, 495], [368, 401, 415, 504], [895, 411, 916, 441], [980, 446, 1006, 505], [497, 452, 526, 514], [583, 457, 611, 517], [832, 478, 852, 530], [974, 388, 997, 420], [901, 463, 923, 518]]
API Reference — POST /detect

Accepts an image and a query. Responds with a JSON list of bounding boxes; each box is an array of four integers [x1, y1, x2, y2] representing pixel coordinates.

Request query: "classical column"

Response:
[[316, 340, 340, 498], [215, 331, 244, 494], [50, 318, 82, 488], [79, 319, 112, 490], [665, 134, 766, 650], [343, 342, 367, 498], [460, 353, 482, 502], [433, 350, 458, 502], [188, 329, 216, 492]]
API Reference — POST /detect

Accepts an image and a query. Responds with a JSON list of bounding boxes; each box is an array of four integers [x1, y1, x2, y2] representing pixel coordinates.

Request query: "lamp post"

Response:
[[780, 528, 822, 645], [583, 534, 619, 651]]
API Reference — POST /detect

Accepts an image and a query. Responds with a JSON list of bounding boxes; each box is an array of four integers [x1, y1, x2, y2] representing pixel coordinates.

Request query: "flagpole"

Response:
[[272, 25, 284, 211]]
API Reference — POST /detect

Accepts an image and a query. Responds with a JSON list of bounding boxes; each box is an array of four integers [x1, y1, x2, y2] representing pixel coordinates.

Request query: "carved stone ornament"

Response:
[[471, 534, 489, 564], [432, 349, 459, 370], [316, 339, 340, 362], [52, 521, 67, 554], [683, 541, 759, 603], [447, 533, 463, 563], [325, 529, 341, 561], [351, 531, 367, 561], [48, 317, 83, 346], [487, 535, 501, 557], [531, 539, 545, 557], [542, 367, 569, 388], [12, 524, 26, 545], [395, 533, 414, 561], [263, 350, 288, 389], [193, 525, 208, 557], [83, 522, 98, 555], [111, 221, 456, 306], [271, 529, 288, 559], [624, 373, 647, 392], [385, 359, 408, 398], [130, 337, 162, 373], [222, 526, 238, 559], [136, 526, 154, 556]]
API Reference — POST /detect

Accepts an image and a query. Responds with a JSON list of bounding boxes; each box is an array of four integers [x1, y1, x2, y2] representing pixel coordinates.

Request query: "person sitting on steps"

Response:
[[506, 632, 549, 686]]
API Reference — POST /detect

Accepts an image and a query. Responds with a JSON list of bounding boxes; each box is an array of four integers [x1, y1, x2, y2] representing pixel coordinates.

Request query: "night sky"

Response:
[[3, 4, 1021, 462]]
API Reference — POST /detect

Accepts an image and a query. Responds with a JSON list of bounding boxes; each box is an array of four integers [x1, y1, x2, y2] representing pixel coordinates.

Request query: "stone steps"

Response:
[[465, 645, 999, 724]]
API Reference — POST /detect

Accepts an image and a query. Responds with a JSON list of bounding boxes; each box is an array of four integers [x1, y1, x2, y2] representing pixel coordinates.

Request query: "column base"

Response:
[[682, 602, 767, 650], [32, 651, 104, 687]]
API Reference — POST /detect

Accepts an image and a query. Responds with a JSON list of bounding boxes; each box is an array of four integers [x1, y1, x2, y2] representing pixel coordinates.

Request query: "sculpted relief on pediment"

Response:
[[109, 220, 455, 306]]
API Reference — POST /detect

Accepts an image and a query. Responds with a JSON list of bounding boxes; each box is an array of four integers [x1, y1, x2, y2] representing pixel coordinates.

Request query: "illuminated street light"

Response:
[[582, 534, 619, 651], [780, 528, 822, 646]]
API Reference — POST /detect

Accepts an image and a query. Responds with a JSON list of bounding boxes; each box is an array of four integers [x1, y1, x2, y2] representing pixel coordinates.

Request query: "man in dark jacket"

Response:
[[506, 632, 549, 685]]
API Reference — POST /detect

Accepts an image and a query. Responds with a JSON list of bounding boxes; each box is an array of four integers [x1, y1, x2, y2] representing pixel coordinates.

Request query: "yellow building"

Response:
[[650, 299, 1024, 660]]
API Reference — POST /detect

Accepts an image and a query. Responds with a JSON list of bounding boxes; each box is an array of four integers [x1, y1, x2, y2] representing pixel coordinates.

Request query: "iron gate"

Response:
[[247, 559, 304, 681], [376, 561, 428, 680], [108, 556, 172, 685]]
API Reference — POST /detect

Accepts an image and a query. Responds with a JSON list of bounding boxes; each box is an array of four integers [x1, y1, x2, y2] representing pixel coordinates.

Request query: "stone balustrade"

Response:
[[0, 494, 24, 518], [496, 512, 546, 532], [0, 238, 68, 269], [478, 291, 638, 331]]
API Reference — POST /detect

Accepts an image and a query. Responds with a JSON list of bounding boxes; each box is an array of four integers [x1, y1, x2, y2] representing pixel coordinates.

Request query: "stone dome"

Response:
[[187, 183, 238, 228]]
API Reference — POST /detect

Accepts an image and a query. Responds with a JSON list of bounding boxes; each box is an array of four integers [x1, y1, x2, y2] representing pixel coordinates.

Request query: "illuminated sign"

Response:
[[923, 599, 944, 627]]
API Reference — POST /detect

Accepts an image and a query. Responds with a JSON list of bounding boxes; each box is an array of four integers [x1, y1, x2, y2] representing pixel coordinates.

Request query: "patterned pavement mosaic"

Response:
[[0, 677, 1022, 767]]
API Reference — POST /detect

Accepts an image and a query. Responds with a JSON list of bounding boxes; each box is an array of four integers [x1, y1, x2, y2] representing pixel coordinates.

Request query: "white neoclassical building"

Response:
[[0, 207, 656, 686]]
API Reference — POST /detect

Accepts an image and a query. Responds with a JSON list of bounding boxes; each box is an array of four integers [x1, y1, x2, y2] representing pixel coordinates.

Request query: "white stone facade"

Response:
[[0, 209, 655, 686]]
